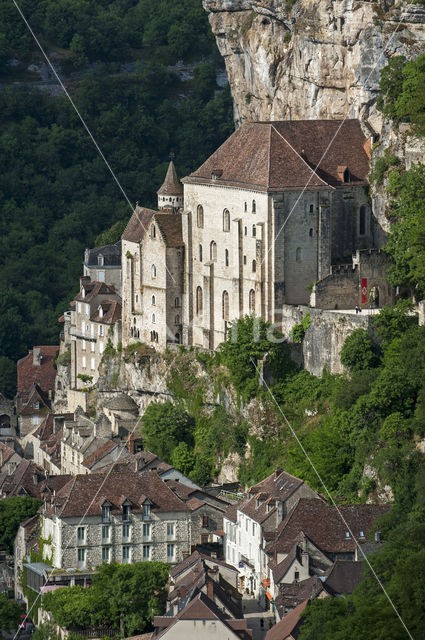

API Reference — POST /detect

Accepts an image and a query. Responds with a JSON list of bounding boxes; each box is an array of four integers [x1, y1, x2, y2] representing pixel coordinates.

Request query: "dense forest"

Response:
[[0, 0, 233, 396]]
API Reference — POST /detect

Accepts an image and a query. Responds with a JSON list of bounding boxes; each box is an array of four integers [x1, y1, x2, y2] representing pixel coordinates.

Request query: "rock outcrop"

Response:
[[204, 0, 425, 131]]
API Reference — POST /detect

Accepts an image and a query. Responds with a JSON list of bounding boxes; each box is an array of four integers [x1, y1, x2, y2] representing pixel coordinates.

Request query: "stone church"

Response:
[[122, 119, 389, 351]]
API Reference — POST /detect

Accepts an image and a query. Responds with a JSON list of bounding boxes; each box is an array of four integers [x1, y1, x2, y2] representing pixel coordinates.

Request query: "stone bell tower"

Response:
[[157, 160, 184, 212]]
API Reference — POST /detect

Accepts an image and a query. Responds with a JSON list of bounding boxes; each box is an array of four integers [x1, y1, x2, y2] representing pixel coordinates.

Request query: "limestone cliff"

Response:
[[204, 0, 425, 131]]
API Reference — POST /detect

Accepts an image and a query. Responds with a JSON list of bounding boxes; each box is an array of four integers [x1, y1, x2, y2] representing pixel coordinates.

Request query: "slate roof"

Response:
[[0, 459, 45, 498], [266, 499, 390, 558], [46, 469, 190, 518], [157, 161, 183, 196], [265, 600, 308, 640], [82, 440, 118, 470], [84, 241, 121, 267], [104, 394, 139, 412], [0, 442, 19, 466], [322, 560, 364, 596], [122, 207, 183, 247], [17, 347, 58, 393], [169, 549, 238, 579], [274, 577, 324, 616], [33, 413, 74, 443], [184, 120, 369, 192]]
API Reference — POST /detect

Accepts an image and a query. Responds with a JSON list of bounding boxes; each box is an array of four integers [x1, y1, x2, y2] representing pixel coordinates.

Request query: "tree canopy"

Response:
[[0, 496, 41, 554]]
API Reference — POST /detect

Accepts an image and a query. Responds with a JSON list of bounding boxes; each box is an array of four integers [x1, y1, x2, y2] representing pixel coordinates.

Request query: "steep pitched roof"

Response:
[[82, 440, 118, 470], [184, 120, 369, 192], [265, 600, 308, 640], [322, 560, 364, 596], [157, 161, 183, 196], [122, 207, 156, 243], [74, 281, 117, 303], [47, 469, 189, 518], [0, 442, 20, 467], [84, 241, 121, 267], [169, 549, 237, 579], [122, 207, 183, 248], [91, 300, 122, 324], [155, 213, 183, 247], [17, 347, 58, 393], [274, 577, 324, 617]]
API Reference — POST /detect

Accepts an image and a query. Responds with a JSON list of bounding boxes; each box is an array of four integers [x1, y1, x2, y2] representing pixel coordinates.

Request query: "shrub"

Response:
[[340, 329, 379, 373]]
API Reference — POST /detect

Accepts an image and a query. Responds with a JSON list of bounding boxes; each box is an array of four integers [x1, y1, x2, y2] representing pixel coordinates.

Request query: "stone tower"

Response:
[[157, 161, 184, 212]]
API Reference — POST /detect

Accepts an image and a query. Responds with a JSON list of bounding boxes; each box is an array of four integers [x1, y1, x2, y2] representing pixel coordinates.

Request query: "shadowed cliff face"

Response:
[[203, 0, 425, 132]]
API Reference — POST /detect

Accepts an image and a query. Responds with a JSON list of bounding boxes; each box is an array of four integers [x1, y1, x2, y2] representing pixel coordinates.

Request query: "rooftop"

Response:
[[17, 346, 58, 394], [157, 161, 183, 196]]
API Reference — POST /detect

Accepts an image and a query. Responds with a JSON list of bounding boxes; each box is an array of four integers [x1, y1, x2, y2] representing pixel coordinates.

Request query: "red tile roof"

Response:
[[90, 300, 122, 325], [74, 281, 117, 303], [17, 347, 58, 393], [184, 120, 369, 192], [82, 440, 118, 470]]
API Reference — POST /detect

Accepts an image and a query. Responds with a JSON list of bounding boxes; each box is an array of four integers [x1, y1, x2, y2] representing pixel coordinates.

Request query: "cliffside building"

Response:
[[121, 120, 390, 352]]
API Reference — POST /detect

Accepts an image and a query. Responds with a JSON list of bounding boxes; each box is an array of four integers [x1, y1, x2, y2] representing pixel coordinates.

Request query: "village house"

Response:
[[40, 469, 193, 569], [0, 392, 16, 441], [83, 240, 122, 294], [16, 346, 58, 437], [223, 468, 319, 601], [169, 549, 239, 591], [69, 278, 121, 389], [29, 413, 74, 475]]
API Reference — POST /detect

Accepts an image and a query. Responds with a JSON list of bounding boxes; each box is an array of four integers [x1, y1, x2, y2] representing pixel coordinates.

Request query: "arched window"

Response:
[[223, 209, 230, 232], [151, 264, 157, 279], [199, 244, 203, 262], [309, 228, 314, 237], [133, 317, 136, 325], [151, 225, 156, 239], [152, 295, 156, 305], [296, 247, 303, 262], [130, 327, 134, 337], [359, 206, 366, 236], [222, 291, 229, 321], [175, 315, 180, 325], [343, 168, 350, 183], [252, 200, 256, 213], [152, 313, 156, 323], [252, 225, 256, 237], [244, 226, 247, 236], [196, 286, 203, 315], [249, 289, 255, 314], [174, 297, 180, 307], [225, 249, 229, 267], [252, 259, 256, 273], [244, 202, 247, 212], [210, 241, 217, 262], [197, 205, 204, 228]]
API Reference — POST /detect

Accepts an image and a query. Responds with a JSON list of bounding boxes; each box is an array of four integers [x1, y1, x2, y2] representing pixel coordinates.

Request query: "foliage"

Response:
[[340, 329, 379, 373], [372, 299, 416, 347], [377, 53, 425, 135], [290, 311, 311, 343], [77, 373, 93, 384], [32, 621, 61, 640], [43, 562, 169, 636], [171, 441, 195, 476], [55, 347, 71, 367], [140, 401, 195, 463], [0, 592, 22, 636], [0, 496, 41, 554], [0, 355, 17, 397], [384, 163, 425, 297], [371, 149, 400, 185], [218, 315, 296, 401], [95, 219, 127, 247]]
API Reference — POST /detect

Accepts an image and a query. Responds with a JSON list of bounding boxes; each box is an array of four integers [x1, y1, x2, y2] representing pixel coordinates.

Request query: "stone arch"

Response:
[[222, 290, 229, 321], [196, 286, 203, 315], [197, 205, 204, 228]]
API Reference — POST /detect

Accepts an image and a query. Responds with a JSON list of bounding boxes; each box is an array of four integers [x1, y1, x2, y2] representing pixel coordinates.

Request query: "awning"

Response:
[[266, 590, 273, 601]]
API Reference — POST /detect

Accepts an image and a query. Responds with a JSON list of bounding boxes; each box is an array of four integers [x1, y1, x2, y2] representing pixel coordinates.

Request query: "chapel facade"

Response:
[[121, 120, 379, 351]]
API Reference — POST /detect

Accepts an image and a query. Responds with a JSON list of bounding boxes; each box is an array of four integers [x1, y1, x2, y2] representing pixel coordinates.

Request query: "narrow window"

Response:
[[174, 297, 180, 307], [143, 545, 150, 559], [252, 260, 256, 273], [196, 286, 203, 315], [296, 247, 303, 262], [294, 570, 300, 581], [243, 255, 247, 265], [222, 291, 229, 321], [167, 523, 175, 538], [123, 505, 131, 521], [102, 506, 110, 523], [151, 224, 156, 239], [77, 548, 85, 564], [244, 226, 247, 236], [122, 546, 130, 563], [143, 503, 151, 519], [102, 547, 110, 563], [343, 167, 350, 183], [152, 313, 155, 324], [309, 204, 314, 213], [167, 543, 175, 560], [199, 244, 203, 262], [122, 523, 130, 539], [359, 205, 366, 236], [252, 200, 256, 213], [252, 225, 256, 237], [210, 241, 217, 262], [197, 205, 204, 228], [309, 228, 313, 237], [152, 295, 156, 305], [225, 248, 229, 267], [77, 527, 85, 542], [98, 254, 104, 266], [143, 523, 150, 539], [151, 264, 157, 279], [223, 209, 230, 232], [249, 289, 255, 314], [175, 315, 180, 325]]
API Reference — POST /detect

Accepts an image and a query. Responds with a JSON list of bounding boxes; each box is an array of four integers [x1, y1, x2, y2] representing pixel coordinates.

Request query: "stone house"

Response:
[[84, 241, 122, 294], [223, 468, 319, 600], [0, 393, 16, 441], [30, 413, 74, 475], [169, 549, 239, 591], [14, 514, 39, 602], [264, 600, 308, 640], [0, 441, 23, 475], [40, 469, 192, 569], [70, 278, 121, 389], [16, 346, 58, 437]]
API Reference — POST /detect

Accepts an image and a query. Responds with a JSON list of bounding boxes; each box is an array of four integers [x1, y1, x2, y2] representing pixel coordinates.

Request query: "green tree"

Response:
[[0, 593, 22, 638], [0, 356, 17, 398], [0, 496, 41, 554], [95, 219, 127, 247], [140, 401, 195, 463], [171, 441, 195, 476], [340, 329, 378, 373]]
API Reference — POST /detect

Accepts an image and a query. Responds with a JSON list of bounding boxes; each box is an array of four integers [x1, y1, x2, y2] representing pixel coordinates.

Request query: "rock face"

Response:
[[204, 0, 425, 131]]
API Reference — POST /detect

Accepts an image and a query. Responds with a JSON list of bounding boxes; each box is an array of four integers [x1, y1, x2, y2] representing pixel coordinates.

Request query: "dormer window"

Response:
[[345, 531, 350, 538], [337, 165, 351, 183], [211, 169, 223, 180], [359, 530, 365, 538], [102, 504, 111, 523], [99, 306, 103, 318], [143, 503, 151, 519], [123, 504, 131, 521], [98, 254, 104, 266], [34, 402, 40, 410], [151, 225, 156, 239]]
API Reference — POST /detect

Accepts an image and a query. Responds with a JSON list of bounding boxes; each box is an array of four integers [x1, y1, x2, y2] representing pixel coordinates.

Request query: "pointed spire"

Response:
[[157, 160, 183, 196]]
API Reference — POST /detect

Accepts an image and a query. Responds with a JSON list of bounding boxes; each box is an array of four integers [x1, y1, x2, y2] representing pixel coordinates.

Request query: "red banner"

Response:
[[361, 278, 368, 304]]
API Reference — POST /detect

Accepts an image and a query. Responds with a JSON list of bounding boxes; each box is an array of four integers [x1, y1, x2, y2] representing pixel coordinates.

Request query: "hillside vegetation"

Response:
[[0, 0, 233, 396]]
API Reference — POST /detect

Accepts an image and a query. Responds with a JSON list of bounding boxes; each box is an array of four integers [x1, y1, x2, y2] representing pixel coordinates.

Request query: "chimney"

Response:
[[33, 348, 41, 367], [129, 433, 135, 455], [207, 579, 214, 601]]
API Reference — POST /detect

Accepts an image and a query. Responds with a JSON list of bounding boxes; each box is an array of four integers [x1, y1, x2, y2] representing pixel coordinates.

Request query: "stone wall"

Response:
[[281, 304, 375, 376]]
